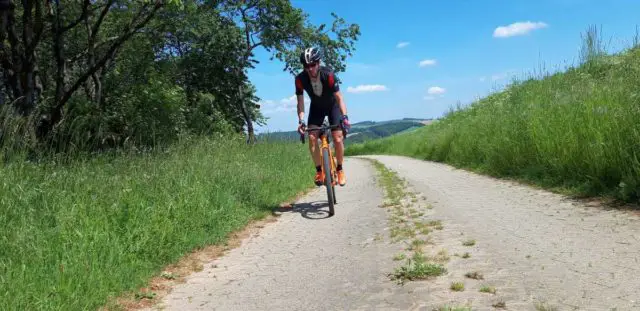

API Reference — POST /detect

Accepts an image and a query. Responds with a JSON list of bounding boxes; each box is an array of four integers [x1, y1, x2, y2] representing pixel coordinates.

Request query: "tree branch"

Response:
[[22, 1, 33, 57], [60, 0, 90, 33], [240, 8, 252, 53], [66, 36, 119, 64], [90, 0, 115, 44], [250, 41, 262, 50], [55, 2, 164, 113], [3, 5, 21, 99], [27, 0, 45, 58], [51, 0, 65, 103]]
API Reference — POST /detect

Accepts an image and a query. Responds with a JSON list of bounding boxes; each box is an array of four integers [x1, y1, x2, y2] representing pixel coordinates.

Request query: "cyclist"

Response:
[[295, 47, 351, 187]]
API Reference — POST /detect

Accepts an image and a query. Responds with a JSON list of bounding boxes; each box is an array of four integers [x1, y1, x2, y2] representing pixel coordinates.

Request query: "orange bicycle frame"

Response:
[[319, 133, 338, 186]]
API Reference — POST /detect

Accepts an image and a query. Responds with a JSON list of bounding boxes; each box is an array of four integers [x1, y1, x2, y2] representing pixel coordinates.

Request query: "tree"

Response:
[[41, 1, 172, 139], [154, 1, 260, 134], [0, 0, 360, 156], [219, 0, 360, 144], [0, 1, 181, 140]]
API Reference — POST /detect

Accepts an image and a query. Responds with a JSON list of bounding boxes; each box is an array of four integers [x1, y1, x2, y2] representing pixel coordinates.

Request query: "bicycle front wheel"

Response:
[[322, 147, 335, 216]]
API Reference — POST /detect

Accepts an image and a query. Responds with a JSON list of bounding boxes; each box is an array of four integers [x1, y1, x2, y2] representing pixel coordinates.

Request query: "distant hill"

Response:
[[259, 118, 434, 145]]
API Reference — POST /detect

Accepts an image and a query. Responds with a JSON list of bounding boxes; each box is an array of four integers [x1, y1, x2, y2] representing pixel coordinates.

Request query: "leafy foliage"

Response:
[[0, 0, 360, 158]]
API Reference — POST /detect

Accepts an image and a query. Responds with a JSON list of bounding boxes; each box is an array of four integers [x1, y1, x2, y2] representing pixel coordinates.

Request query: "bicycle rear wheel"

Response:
[[322, 148, 335, 216]]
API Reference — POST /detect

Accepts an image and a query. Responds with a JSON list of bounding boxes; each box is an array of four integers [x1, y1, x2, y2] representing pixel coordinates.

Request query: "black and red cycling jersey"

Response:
[[295, 66, 344, 127], [295, 66, 340, 107]]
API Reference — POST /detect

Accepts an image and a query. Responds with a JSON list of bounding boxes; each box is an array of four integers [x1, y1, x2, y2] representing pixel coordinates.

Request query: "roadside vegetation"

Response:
[[347, 26, 640, 204], [0, 136, 313, 310]]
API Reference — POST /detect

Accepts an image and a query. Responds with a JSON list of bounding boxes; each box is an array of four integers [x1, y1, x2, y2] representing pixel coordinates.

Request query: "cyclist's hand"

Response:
[[340, 115, 350, 139], [297, 121, 306, 135], [341, 115, 351, 131]]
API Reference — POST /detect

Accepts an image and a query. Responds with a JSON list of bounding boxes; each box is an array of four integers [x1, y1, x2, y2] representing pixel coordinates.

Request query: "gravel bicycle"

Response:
[[300, 120, 340, 216]]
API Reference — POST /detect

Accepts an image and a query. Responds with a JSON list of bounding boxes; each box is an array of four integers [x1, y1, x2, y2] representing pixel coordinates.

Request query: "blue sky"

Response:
[[249, 0, 640, 133]]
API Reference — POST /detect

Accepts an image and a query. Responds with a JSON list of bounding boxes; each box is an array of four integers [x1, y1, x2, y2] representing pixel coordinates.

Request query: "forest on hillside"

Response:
[[0, 0, 360, 158]]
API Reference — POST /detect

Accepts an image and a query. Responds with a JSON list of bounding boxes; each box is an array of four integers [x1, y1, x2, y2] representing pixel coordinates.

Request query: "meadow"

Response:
[[347, 27, 640, 203], [0, 135, 312, 310]]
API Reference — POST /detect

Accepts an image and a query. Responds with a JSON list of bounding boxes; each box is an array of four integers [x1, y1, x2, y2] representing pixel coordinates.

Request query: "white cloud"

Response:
[[419, 59, 437, 67], [260, 95, 305, 114], [427, 86, 446, 95], [493, 21, 548, 38], [347, 84, 389, 93], [258, 99, 276, 107], [277, 95, 297, 112], [396, 41, 410, 48], [280, 95, 296, 105]]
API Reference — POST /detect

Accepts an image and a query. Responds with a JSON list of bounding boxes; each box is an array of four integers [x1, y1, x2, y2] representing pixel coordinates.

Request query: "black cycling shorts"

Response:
[[308, 103, 343, 130]]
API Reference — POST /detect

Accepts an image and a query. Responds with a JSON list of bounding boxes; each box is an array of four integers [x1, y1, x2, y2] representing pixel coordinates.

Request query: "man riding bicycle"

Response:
[[295, 47, 351, 187]]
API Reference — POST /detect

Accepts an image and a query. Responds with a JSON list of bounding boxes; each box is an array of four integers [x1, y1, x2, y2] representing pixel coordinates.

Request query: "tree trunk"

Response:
[[0, 4, 22, 110], [37, 0, 66, 140], [14, 1, 35, 115], [235, 73, 255, 144], [239, 7, 257, 144], [239, 86, 256, 144]]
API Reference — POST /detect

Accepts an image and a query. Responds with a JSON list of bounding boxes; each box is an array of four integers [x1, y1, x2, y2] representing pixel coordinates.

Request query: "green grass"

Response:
[[0, 135, 312, 310], [370, 160, 406, 207], [393, 253, 407, 261], [465, 271, 484, 280], [462, 239, 476, 246], [450, 281, 465, 291], [493, 300, 507, 309], [347, 27, 640, 204], [535, 302, 559, 311], [479, 285, 497, 294], [368, 158, 449, 285], [390, 251, 447, 284]]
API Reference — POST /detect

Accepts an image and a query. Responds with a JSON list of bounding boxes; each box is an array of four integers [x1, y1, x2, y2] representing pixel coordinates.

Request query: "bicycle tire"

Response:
[[332, 184, 337, 204], [332, 156, 337, 204], [322, 148, 335, 216]]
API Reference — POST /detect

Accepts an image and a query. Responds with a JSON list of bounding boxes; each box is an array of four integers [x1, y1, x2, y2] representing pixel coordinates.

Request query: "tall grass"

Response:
[[347, 27, 640, 202], [0, 134, 313, 310]]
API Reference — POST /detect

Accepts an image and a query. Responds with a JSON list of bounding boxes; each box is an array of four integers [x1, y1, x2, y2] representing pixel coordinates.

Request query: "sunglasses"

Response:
[[304, 62, 319, 69]]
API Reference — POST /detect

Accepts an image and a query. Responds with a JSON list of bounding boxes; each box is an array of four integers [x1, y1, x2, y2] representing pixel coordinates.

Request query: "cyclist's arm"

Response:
[[295, 77, 305, 122], [328, 72, 347, 116], [334, 91, 347, 116], [297, 94, 305, 122]]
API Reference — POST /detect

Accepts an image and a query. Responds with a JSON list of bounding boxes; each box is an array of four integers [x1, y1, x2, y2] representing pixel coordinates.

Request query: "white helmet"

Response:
[[300, 47, 323, 65]]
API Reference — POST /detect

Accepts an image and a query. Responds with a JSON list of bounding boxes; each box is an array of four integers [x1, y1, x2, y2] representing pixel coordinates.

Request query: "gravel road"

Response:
[[143, 155, 640, 311]]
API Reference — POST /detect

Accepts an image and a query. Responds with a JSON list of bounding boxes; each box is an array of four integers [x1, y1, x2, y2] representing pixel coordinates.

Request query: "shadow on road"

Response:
[[273, 201, 333, 220]]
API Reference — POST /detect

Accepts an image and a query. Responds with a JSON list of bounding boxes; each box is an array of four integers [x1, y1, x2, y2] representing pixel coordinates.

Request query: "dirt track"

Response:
[[143, 155, 640, 311]]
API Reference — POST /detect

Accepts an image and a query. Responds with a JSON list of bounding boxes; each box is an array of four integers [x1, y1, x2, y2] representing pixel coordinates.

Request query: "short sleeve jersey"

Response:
[[295, 66, 340, 107]]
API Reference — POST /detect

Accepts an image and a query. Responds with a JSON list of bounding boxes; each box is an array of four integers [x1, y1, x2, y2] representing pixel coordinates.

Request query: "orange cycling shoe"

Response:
[[314, 171, 324, 186], [337, 170, 346, 186]]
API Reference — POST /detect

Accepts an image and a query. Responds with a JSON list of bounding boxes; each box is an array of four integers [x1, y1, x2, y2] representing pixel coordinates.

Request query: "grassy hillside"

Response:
[[259, 118, 432, 145], [0, 136, 312, 310], [347, 29, 640, 203]]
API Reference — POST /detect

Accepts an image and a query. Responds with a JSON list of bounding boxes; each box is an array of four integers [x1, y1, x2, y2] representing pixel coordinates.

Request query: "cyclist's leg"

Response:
[[328, 104, 346, 185], [308, 104, 326, 185]]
